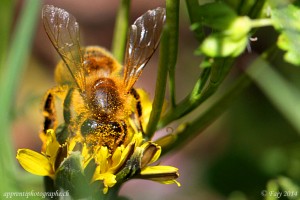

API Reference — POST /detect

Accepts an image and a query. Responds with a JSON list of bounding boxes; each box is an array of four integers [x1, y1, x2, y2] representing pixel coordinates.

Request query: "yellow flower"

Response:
[[17, 129, 59, 179], [16, 89, 180, 196], [138, 141, 180, 186]]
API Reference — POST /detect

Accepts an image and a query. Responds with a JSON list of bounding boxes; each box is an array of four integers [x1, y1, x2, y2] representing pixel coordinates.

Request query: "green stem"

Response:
[[0, 0, 41, 193], [159, 47, 291, 155], [190, 67, 211, 99], [250, 18, 273, 28], [158, 58, 234, 128], [185, 0, 203, 41], [161, 64, 252, 155], [166, 0, 179, 108], [237, 0, 247, 15], [248, 0, 267, 19], [146, 27, 170, 138], [111, 0, 131, 63]]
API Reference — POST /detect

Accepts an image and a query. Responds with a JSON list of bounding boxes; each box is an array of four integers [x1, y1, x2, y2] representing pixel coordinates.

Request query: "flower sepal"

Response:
[[55, 151, 92, 199]]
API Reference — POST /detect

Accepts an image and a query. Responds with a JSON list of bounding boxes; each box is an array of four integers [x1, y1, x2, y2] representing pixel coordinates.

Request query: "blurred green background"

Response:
[[1, 0, 300, 200]]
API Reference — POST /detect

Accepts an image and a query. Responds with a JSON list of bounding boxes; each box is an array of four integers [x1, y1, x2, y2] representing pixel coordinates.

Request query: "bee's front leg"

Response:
[[42, 86, 70, 193], [42, 89, 57, 135], [42, 86, 74, 144]]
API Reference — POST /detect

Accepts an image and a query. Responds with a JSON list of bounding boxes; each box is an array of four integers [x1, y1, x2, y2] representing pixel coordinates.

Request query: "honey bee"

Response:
[[41, 5, 165, 152]]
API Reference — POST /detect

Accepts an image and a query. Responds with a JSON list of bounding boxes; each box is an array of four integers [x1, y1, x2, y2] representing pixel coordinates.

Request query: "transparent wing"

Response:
[[42, 5, 85, 91], [123, 7, 166, 91]]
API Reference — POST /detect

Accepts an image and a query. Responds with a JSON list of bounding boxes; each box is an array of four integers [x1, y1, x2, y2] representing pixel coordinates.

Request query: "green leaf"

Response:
[[200, 17, 251, 57], [271, 4, 300, 66], [197, 2, 237, 30]]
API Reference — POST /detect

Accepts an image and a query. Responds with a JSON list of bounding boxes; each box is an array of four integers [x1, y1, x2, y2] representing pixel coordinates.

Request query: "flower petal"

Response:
[[93, 173, 117, 194], [43, 129, 60, 165], [136, 89, 152, 129], [110, 142, 135, 173], [95, 146, 110, 173], [111, 146, 123, 167], [141, 142, 161, 168], [139, 166, 180, 186], [16, 149, 54, 178]]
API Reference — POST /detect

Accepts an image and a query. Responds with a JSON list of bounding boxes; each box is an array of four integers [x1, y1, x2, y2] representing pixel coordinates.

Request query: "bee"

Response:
[[41, 5, 166, 152]]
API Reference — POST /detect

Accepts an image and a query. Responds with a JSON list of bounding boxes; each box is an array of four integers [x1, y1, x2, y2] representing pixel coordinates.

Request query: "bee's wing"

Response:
[[123, 7, 166, 91], [42, 5, 85, 91]]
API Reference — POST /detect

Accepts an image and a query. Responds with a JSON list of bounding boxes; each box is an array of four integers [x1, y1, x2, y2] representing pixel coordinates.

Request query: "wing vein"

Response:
[[123, 7, 166, 91]]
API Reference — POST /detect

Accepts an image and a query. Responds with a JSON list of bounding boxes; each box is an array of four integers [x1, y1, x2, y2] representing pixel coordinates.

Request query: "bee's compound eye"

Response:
[[81, 119, 99, 136]]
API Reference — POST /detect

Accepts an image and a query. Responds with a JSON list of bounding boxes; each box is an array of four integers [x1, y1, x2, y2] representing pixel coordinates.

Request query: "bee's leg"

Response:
[[55, 88, 74, 144], [53, 89, 74, 176], [117, 122, 127, 145], [42, 90, 57, 135], [63, 88, 74, 124], [42, 89, 60, 196], [110, 121, 128, 151], [130, 88, 144, 134], [42, 86, 73, 144]]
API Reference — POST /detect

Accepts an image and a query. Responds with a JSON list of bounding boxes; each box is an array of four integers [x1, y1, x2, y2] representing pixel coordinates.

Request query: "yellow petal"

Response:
[[139, 166, 180, 186], [130, 131, 144, 146], [81, 143, 93, 168], [16, 149, 54, 178], [93, 173, 117, 194], [141, 165, 179, 175], [102, 173, 117, 187], [141, 142, 161, 168], [110, 142, 135, 173], [96, 146, 110, 173], [157, 179, 181, 186], [44, 130, 60, 166], [136, 89, 152, 130], [111, 146, 122, 167]]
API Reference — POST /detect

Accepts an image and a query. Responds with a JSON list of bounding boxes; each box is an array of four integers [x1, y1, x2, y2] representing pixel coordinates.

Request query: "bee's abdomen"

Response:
[[90, 78, 123, 118], [82, 119, 128, 152]]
